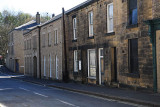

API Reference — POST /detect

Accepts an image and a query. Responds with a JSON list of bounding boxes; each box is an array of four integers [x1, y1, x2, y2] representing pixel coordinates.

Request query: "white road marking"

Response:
[[33, 92, 48, 98], [0, 88, 13, 91], [57, 99, 79, 107], [0, 103, 7, 107], [19, 87, 30, 91], [22, 103, 28, 107]]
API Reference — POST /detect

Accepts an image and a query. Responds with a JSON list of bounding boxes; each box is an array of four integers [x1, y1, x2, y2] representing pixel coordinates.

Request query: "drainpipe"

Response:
[[38, 26, 41, 79], [148, 24, 157, 92], [62, 8, 68, 82], [151, 25, 157, 92]]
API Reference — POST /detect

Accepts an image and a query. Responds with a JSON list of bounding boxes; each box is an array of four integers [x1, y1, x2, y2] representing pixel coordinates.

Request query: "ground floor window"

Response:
[[74, 50, 78, 72], [128, 39, 138, 73], [88, 49, 96, 78]]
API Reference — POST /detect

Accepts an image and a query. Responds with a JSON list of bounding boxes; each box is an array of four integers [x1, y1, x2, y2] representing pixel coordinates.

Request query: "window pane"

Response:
[[131, 8, 137, 25], [108, 3, 114, 32], [109, 18, 113, 31], [109, 4, 113, 18]]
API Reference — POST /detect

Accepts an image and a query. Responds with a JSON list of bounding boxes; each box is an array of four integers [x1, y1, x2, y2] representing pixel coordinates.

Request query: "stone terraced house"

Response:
[[7, 0, 160, 93], [64, 0, 154, 91], [40, 14, 65, 80]]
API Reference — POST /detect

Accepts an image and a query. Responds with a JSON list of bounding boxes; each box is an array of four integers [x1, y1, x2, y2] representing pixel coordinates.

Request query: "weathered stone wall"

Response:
[[40, 18, 64, 80], [24, 28, 40, 78], [7, 30, 24, 73], [65, 0, 154, 88]]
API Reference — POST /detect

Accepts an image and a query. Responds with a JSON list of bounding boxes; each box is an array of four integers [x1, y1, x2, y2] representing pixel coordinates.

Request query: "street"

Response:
[[0, 67, 144, 107]]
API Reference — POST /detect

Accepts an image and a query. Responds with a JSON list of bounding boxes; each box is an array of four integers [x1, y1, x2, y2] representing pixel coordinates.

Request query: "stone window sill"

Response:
[[73, 72, 78, 76], [88, 36, 94, 39], [120, 73, 140, 78], [126, 24, 138, 29], [72, 39, 77, 42], [105, 32, 115, 36], [87, 77, 96, 80]]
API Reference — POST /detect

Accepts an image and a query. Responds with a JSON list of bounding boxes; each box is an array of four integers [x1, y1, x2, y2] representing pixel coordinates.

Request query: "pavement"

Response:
[[1, 65, 160, 107]]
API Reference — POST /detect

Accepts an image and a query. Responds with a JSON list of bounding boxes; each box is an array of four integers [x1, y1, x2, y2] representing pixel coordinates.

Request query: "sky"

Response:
[[0, 0, 87, 16]]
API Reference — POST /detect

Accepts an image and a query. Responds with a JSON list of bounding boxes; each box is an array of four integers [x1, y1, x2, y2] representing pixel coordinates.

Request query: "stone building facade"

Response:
[[6, 12, 40, 74], [23, 26, 40, 78], [65, 0, 154, 89], [7, 30, 24, 73], [40, 15, 65, 80]]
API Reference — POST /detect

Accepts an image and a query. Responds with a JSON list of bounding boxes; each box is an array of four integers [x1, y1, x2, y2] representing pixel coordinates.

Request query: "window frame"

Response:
[[128, 0, 138, 25], [107, 3, 114, 33], [128, 38, 139, 74], [48, 32, 51, 46], [74, 50, 78, 72], [54, 29, 58, 45], [88, 11, 94, 37], [73, 17, 77, 40]]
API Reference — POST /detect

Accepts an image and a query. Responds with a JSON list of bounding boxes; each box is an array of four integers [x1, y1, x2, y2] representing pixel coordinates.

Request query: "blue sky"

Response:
[[0, 0, 86, 16]]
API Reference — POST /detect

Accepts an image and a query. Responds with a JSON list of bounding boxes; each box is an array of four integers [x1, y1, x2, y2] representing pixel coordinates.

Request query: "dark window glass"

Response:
[[129, 0, 137, 25], [129, 39, 138, 73]]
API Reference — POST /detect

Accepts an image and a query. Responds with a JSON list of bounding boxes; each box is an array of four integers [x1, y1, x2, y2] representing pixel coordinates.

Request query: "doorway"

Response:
[[99, 48, 104, 85], [156, 30, 160, 92], [15, 59, 19, 72], [111, 47, 117, 82], [44, 56, 46, 77], [33, 56, 37, 78]]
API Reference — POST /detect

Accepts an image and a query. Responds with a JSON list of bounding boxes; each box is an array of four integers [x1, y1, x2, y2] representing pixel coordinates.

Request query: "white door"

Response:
[[44, 56, 46, 76], [56, 56, 58, 79], [50, 55, 52, 78], [99, 48, 104, 85], [156, 30, 160, 92]]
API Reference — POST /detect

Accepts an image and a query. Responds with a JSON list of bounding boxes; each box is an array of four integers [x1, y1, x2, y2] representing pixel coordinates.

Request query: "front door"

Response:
[[111, 47, 117, 82], [15, 59, 19, 72], [99, 48, 104, 85], [156, 30, 160, 92]]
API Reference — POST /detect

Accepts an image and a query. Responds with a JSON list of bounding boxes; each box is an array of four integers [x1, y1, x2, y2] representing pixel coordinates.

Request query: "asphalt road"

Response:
[[0, 68, 144, 107]]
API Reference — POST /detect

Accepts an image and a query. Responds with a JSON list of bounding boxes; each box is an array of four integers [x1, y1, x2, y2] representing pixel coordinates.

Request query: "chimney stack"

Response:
[[36, 12, 40, 24]]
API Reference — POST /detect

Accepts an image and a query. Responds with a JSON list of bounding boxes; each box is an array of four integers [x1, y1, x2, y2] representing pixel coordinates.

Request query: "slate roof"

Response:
[[23, 0, 96, 34], [65, 0, 96, 14], [15, 20, 39, 30]]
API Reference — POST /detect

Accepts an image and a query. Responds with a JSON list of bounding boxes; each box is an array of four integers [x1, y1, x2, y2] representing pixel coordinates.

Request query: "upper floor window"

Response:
[[48, 32, 51, 46], [73, 17, 77, 40], [129, 0, 137, 25], [24, 40, 26, 50], [88, 11, 93, 37], [42, 34, 45, 47], [107, 3, 114, 33], [33, 36, 37, 49], [54, 30, 58, 44]]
